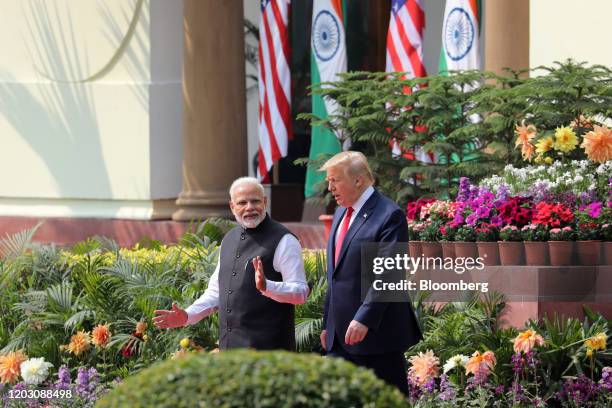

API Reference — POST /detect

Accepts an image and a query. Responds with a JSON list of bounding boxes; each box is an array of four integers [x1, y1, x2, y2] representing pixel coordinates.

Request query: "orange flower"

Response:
[[515, 122, 537, 161], [135, 321, 147, 335], [513, 329, 545, 354], [66, 331, 91, 356], [92, 324, 112, 349], [408, 350, 440, 386], [581, 125, 612, 163], [0, 350, 28, 384], [584, 332, 607, 352], [465, 351, 496, 377]]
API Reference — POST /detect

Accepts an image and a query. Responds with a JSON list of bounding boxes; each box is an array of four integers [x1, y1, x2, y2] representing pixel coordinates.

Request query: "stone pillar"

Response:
[[484, 0, 530, 75], [172, 0, 247, 221]]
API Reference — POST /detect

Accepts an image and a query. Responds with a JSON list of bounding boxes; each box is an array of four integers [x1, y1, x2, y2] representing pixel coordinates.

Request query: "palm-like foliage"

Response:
[[295, 250, 327, 352]]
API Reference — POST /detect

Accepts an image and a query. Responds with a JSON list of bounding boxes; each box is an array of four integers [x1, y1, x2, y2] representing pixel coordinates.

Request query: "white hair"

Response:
[[229, 177, 265, 199]]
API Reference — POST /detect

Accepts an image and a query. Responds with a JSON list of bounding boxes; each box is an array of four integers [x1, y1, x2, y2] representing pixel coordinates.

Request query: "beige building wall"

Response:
[[530, 0, 612, 70], [0, 0, 183, 219]]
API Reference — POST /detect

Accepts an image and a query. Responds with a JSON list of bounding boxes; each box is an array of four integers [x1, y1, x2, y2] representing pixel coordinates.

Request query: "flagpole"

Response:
[[273, 163, 279, 185]]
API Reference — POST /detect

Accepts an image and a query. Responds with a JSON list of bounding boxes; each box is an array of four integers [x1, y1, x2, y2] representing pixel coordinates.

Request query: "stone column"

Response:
[[172, 0, 247, 221], [484, 0, 530, 75]]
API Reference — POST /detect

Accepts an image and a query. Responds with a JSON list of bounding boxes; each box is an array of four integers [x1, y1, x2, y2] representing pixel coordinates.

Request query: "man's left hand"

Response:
[[253, 256, 266, 292], [345, 320, 368, 345]]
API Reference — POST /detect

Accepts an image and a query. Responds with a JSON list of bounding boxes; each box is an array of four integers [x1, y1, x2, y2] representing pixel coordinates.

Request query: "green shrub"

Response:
[[96, 350, 407, 408]]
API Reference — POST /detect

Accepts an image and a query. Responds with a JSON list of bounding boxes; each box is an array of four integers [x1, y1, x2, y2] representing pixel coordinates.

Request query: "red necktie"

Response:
[[335, 207, 354, 265]]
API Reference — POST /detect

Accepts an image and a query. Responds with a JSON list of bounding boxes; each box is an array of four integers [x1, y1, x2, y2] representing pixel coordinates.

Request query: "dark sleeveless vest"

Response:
[[218, 214, 296, 351]]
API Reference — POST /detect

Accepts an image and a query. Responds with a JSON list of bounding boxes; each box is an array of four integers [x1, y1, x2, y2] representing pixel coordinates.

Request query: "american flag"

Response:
[[257, 0, 292, 181], [386, 0, 430, 161], [386, 0, 427, 78]]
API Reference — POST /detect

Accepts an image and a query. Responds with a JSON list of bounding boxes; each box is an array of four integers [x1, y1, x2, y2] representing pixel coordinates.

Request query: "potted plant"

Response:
[[548, 226, 575, 266], [476, 224, 500, 266], [521, 223, 550, 266], [454, 225, 478, 259], [439, 222, 458, 259], [419, 221, 442, 258], [498, 225, 524, 265], [574, 204, 603, 266], [408, 220, 424, 258]]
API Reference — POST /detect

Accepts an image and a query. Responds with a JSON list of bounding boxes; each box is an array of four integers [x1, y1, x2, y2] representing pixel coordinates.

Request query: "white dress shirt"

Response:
[[185, 233, 309, 325], [334, 185, 375, 243]]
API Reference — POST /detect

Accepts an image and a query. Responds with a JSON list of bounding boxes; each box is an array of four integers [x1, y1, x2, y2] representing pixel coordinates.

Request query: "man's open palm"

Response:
[[253, 256, 266, 292], [153, 303, 187, 329]]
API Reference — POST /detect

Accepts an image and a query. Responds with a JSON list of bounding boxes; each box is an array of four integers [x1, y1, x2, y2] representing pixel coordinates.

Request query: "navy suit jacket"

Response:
[[323, 189, 422, 355]]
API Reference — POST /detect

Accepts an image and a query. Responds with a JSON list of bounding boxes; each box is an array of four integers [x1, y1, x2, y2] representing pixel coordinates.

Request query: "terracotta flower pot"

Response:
[[575, 240, 601, 266], [408, 241, 423, 259], [477, 242, 500, 266], [421, 241, 442, 258], [454, 242, 478, 259], [524, 241, 549, 266], [604, 242, 612, 265], [440, 242, 456, 259], [548, 241, 574, 266], [498, 241, 525, 266]]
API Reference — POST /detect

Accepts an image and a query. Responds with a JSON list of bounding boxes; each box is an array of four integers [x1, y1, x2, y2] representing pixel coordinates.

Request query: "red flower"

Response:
[[121, 332, 143, 359], [406, 198, 435, 221]]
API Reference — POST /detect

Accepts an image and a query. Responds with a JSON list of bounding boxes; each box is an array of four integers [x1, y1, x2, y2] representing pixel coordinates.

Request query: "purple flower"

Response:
[[439, 374, 456, 401], [586, 201, 603, 218], [600, 367, 612, 391], [557, 375, 599, 405], [422, 377, 436, 394], [476, 206, 491, 218], [457, 177, 471, 202], [466, 213, 478, 226], [495, 384, 505, 395], [490, 215, 503, 227]]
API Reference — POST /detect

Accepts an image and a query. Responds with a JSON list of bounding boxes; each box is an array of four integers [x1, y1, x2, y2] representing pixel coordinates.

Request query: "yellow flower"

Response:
[[584, 333, 607, 351], [408, 350, 440, 386], [544, 156, 553, 164], [180, 338, 190, 349], [586, 348, 593, 358], [554, 126, 578, 153], [513, 329, 545, 354], [66, 331, 91, 356], [0, 350, 28, 384], [581, 125, 612, 163], [91, 324, 112, 349], [465, 351, 496, 377], [535, 136, 554, 154], [534, 155, 543, 164]]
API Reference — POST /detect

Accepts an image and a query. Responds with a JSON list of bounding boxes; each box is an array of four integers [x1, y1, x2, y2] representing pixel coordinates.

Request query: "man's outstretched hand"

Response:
[[253, 256, 266, 292], [153, 303, 188, 329]]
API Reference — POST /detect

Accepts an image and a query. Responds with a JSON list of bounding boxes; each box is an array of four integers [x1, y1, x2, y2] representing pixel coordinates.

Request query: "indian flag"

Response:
[[305, 0, 347, 198], [438, 0, 481, 165], [439, 0, 481, 74]]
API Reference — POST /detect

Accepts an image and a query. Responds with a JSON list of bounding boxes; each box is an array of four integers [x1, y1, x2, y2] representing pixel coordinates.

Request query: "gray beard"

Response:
[[236, 213, 264, 229]]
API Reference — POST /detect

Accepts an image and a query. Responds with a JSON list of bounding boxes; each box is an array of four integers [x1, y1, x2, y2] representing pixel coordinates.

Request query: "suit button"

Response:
[[227, 327, 232, 332], [232, 272, 237, 276], [236, 254, 240, 258], [240, 234, 245, 240], [227, 309, 231, 313], [228, 290, 233, 294]]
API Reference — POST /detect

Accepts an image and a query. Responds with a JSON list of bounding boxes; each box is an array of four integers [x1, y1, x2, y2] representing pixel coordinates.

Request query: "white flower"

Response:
[[20, 357, 53, 385], [443, 354, 469, 373]]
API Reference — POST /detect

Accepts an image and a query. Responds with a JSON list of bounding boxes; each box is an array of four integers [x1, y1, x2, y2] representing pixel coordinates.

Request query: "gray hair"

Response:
[[229, 177, 265, 199]]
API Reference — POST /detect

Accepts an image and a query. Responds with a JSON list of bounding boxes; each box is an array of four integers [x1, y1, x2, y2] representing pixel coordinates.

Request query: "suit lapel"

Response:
[[334, 190, 380, 272]]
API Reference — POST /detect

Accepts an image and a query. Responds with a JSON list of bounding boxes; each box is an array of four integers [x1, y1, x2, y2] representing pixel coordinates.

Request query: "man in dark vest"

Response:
[[153, 177, 309, 350]]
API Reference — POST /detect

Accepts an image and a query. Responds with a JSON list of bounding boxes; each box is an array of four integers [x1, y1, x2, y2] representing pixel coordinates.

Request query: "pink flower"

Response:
[[408, 350, 440, 386]]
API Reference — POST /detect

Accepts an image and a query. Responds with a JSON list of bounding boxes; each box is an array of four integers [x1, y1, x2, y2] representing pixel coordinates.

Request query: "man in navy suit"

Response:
[[319, 151, 422, 395]]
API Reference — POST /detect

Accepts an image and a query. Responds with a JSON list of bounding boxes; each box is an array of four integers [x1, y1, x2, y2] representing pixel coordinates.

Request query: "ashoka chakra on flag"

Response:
[[443, 7, 475, 61], [312, 10, 341, 62]]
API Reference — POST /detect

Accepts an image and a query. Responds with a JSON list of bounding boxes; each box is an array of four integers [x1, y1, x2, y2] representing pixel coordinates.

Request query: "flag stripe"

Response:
[[262, 8, 290, 150], [257, 0, 292, 180], [406, 0, 425, 38], [394, 9, 426, 77]]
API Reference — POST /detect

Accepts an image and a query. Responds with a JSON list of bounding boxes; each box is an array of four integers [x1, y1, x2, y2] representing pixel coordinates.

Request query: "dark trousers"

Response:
[[328, 338, 409, 396]]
